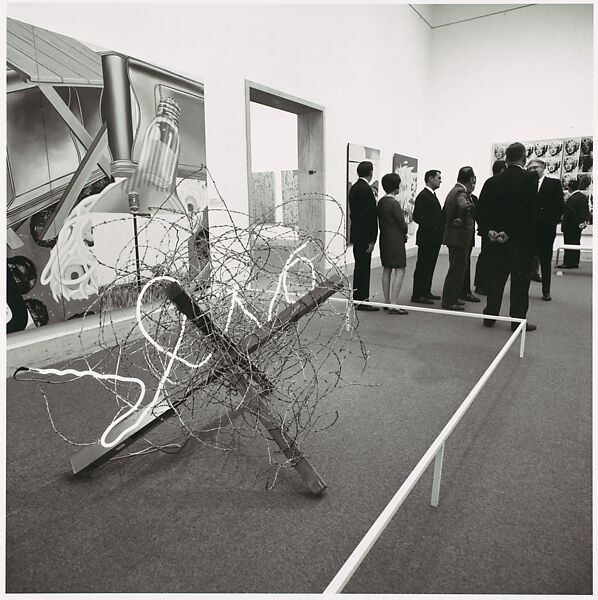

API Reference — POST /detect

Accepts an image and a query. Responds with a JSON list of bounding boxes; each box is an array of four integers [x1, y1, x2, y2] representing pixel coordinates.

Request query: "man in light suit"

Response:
[[349, 161, 379, 311], [526, 158, 564, 301], [440, 167, 476, 311], [482, 142, 538, 332], [411, 169, 443, 304]]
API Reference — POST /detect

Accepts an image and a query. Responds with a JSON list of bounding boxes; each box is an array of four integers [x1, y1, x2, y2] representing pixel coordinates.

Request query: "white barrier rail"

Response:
[[324, 298, 526, 594], [329, 297, 527, 359], [554, 244, 593, 268]]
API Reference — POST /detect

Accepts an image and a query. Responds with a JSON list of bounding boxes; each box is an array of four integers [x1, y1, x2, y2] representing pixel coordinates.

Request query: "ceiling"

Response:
[[411, 4, 533, 28]]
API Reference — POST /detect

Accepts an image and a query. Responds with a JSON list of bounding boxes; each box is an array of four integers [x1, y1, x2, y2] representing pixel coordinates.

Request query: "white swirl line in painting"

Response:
[[40, 196, 100, 301]]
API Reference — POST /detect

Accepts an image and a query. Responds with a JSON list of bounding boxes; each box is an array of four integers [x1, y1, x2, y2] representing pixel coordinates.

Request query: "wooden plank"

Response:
[[282, 169, 299, 226], [250, 172, 276, 224], [238, 274, 343, 354], [247, 80, 324, 114], [68, 274, 342, 488], [298, 110, 325, 265], [163, 282, 328, 494]]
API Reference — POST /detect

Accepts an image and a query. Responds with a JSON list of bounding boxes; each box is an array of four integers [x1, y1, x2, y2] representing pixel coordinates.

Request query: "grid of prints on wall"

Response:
[[492, 136, 593, 223], [346, 143, 380, 243], [392, 153, 418, 224], [6, 18, 208, 334]]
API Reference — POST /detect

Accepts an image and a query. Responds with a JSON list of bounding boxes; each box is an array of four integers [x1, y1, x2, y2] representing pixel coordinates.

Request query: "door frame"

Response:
[[244, 80, 325, 246]]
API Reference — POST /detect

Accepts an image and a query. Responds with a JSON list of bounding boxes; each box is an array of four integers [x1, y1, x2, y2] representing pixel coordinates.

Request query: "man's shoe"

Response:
[[388, 308, 409, 315], [425, 294, 441, 300], [455, 299, 465, 306], [483, 319, 495, 328], [442, 303, 465, 311], [355, 304, 380, 312], [461, 293, 481, 303], [411, 296, 434, 305], [474, 287, 487, 296], [556, 264, 574, 269], [511, 322, 537, 332], [530, 274, 542, 282], [542, 293, 551, 301]]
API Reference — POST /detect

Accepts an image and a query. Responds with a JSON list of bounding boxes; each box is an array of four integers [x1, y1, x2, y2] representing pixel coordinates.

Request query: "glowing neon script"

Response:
[[267, 241, 317, 321], [22, 366, 146, 446], [24, 245, 318, 450]]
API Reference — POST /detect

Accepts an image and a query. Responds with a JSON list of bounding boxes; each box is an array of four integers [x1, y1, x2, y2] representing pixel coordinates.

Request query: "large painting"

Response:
[[346, 143, 380, 243], [492, 136, 593, 223], [392, 153, 418, 224], [6, 18, 208, 334]]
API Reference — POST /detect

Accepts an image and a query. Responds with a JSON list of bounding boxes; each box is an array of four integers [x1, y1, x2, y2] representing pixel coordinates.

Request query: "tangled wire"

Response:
[[16, 171, 369, 489]]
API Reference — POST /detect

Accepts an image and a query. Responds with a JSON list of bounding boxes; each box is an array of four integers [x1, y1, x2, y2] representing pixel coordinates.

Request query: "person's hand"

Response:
[[488, 229, 499, 242], [496, 231, 509, 243], [452, 217, 463, 227], [579, 222, 588, 230], [366, 242, 375, 253]]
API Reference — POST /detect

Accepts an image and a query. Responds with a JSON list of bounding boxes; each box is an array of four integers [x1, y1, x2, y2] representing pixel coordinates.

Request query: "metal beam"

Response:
[[39, 122, 109, 241], [38, 83, 111, 176]]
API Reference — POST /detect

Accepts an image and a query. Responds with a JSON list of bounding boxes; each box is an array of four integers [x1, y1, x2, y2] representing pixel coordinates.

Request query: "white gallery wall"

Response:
[[428, 3, 593, 190], [5, 2, 594, 262]]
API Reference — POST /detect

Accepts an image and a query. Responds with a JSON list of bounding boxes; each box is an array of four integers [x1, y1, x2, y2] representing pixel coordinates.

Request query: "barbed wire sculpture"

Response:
[[15, 169, 370, 491]]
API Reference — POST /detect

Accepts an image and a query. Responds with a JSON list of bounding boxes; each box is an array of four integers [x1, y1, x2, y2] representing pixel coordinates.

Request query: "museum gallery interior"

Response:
[[4, 2, 593, 595]]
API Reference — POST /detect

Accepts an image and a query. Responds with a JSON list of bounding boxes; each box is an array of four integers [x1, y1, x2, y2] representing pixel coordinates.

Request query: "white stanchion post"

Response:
[[346, 288, 355, 332], [519, 322, 526, 358], [430, 442, 445, 507]]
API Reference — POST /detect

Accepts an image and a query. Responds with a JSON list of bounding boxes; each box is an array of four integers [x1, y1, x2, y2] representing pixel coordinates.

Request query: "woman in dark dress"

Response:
[[377, 173, 408, 315]]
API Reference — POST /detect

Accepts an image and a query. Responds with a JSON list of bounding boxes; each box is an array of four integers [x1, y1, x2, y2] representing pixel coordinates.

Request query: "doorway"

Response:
[[244, 81, 325, 263]]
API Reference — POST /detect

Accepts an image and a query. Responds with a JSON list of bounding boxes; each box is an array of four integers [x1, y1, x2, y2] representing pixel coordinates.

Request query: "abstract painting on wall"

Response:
[[346, 143, 380, 243], [6, 17, 208, 334], [392, 153, 418, 224], [492, 136, 593, 224]]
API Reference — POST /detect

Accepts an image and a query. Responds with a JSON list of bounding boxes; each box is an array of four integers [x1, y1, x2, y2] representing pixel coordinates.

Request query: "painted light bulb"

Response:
[[125, 97, 184, 214]]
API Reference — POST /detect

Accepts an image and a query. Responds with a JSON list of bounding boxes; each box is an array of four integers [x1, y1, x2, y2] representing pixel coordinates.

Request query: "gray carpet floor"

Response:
[[5, 254, 592, 594]]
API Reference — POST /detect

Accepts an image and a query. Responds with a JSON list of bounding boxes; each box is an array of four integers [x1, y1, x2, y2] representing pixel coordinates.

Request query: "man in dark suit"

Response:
[[458, 185, 481, 304], [526, 158, 564, 301], [558, 178, 591, 268], [411, 169, 443, 304], [440, 167, 476, 311], [349, 161, 379, 311], [474, 159, 507, 295], [481, 142, 538, 332]]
